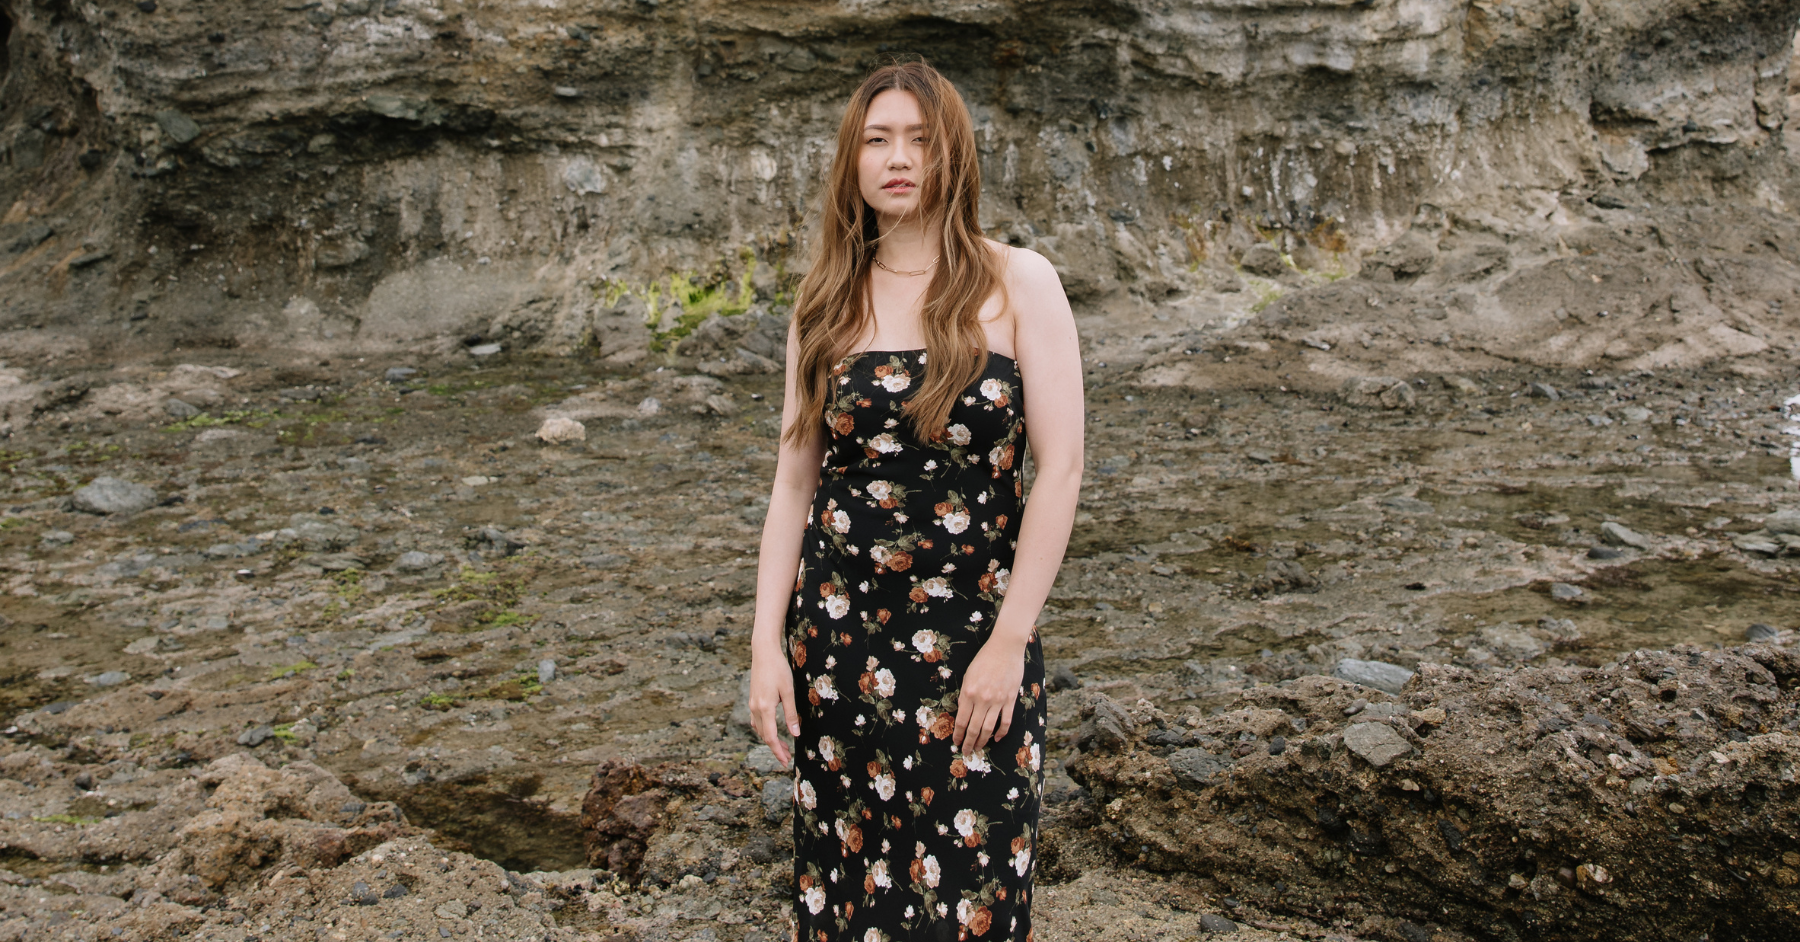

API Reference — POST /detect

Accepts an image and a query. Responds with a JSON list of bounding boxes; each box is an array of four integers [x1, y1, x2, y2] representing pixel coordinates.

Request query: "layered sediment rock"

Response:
[[1, 0, 1795, 359], [1067, 645, 1800, 941]]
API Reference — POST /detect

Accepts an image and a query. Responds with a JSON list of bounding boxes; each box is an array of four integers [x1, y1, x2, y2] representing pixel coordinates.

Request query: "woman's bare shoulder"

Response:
[[982, 238, 1062, 291]]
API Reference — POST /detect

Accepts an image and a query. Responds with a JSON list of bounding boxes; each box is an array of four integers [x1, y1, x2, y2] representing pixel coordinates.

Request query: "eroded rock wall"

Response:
[[0, 0, 1796, 360], [1067, 645, 1800, 942]]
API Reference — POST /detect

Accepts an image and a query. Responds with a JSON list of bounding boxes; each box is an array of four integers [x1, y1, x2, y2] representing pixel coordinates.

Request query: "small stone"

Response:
[[1587, 546, 1624, 560], [1343, 722, 1412, 768], [124, 637, 161, 655], [1411, 707, 1447, 729], [467, 343, 503, 357], [237, 725, 274, 746], [1733, 533, 1780, 556], [1198, 913, 1238, 934], [1380, 495, 1435, 515], [1585, 413, 1612, 426], [382, 883, 409, 899], [1575, 862, 1611, 893], [1619, 406, 1652, 423], [154, 110, 199, 144], [538, 659, 557, 685], [637, 397, 662, 416], [1168, 748, 1232, 789], [384, 367, 418, 382], [1239, 244, 1286, 278], [435, 900, 468, 920], [1599, 522, 1652, 550], [277, 386, 322, 401], [392, 551, 444, 573], [1244, 449, 1273, 464], [1550, 582, 1584, 600], [1268, 736, 1287, 756], [350, 881, 379, 905], [72, 477, 158, 515], [86, 671, 130, 687], [461, 475, 494, 487], [552, 85, 581, 98], [705, 393, 739, 416], [581, 553, 629, 570], [1528, 382, 1560, 401], [164, 398, 201, 419], [1747, 624, 1780, 642], [761, 778, 790, 822], [1046, 665, 1081, 691], [1765, 510, 1800, 536], [41, 531, 75, 546], [746, 746, 783, 774], [1344, 698, 1369, 716], [1441, 375, 1483, 396], [1333, 658, 1414, 695], [536, 417, 586, 444]]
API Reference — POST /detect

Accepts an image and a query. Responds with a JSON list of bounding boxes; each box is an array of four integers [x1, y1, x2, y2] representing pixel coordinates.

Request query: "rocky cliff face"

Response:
[[1, 0, 1796, 362]]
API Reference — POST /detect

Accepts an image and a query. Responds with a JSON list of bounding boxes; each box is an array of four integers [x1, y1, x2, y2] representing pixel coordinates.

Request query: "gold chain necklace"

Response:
[[873, 255, 940, 277]]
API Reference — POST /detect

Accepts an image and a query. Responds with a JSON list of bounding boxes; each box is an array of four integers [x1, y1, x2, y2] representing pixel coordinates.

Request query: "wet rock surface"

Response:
[[1069, 648, 1800, 941], [0, 335, 1794, 940]]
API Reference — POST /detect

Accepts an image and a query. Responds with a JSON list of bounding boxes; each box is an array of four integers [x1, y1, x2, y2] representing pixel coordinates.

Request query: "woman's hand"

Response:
[[953, 636, 1026, 757], [749, 643, 801, 768]]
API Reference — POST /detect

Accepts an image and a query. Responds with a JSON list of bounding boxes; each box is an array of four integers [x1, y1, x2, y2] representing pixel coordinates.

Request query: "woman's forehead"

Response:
[[866, 88, 924, 123]]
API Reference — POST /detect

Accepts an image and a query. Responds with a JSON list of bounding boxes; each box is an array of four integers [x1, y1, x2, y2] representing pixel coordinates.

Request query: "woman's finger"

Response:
[[993, 700, 1014, 745]]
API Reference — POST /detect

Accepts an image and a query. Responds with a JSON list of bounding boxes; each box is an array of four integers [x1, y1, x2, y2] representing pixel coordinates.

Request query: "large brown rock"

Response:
[[1069, 646, 1800, 942]]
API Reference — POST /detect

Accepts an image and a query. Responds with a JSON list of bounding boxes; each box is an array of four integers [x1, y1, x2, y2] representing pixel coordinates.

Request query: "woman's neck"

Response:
[[874, 215, 942, 270]]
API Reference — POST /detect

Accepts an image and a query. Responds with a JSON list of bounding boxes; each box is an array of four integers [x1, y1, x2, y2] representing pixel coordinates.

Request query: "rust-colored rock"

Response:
[[1070, 646, 1800, 942]]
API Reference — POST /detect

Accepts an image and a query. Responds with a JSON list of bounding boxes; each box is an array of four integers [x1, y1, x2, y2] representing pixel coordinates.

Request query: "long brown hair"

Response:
[[783, 60, 1005, 447]]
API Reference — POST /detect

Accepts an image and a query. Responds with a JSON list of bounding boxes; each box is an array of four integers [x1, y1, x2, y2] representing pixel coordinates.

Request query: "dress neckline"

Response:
[[848, 348, 1017, 363]]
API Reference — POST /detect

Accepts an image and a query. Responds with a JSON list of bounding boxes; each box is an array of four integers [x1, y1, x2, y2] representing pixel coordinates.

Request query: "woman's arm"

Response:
[[747, 320, 828, 768], [953, 247, 1085, 757]]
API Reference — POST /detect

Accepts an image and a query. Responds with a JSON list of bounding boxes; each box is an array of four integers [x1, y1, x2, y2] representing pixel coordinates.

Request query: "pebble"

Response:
[[1343, 722, 1412, 767], [1550, 582, 1584, 600], [41, 531, 74, 546], [1332, 658, 1414, 695], [164, 398, 201, 419], [1587, 546, 1624, 560], [1747, 624, 1780, 642], [86, 671, 130, 687], [1528, 382, 1560, 400], [350, 881, 380, 905], [123, 637, 161, 655], [237, 725, 274, 746], [537, 659, 556, 685], [277, 387, 323, 401], [1268, 735, 1287, 756], [72, 477, 159, 515], [1046, 665, 1081, 691], [1599, 521, 1652, 549], [745, 746, 783, 774], [535, 417, 586, 444], [638, 397, 662, 416], [761, 779, 790, 822], [393, 551, 445, 573], [1380, 495, 1436, 515], [1619, 406, 1652, 422], [467, 343, 503, 357], [1167, 748, 1232, 789], [1198, 913, 1238, 934], [384, 367, 419, 382]]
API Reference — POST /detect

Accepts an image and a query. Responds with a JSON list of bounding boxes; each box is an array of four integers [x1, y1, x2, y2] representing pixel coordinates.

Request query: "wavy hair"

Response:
[[783, 60, 1004, 447]]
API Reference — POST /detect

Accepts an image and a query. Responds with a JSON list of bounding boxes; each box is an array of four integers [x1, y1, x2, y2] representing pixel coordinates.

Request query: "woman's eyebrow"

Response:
[[863, 123, 928, 132]]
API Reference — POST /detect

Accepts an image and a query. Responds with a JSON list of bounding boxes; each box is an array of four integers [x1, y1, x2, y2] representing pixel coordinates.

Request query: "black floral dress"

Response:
[[786, 348, 1045, 942]]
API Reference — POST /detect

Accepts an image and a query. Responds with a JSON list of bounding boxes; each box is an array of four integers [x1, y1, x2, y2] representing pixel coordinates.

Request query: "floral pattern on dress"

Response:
[[787, 349, 1043, 942]]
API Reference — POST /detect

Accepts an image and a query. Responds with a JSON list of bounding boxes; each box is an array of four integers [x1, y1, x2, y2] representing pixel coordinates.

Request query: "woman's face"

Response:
[[858, 88, 928, 224]]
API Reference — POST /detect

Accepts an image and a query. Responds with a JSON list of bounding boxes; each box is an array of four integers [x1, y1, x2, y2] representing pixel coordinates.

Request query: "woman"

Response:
[[747, 60, 1084, 942]]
